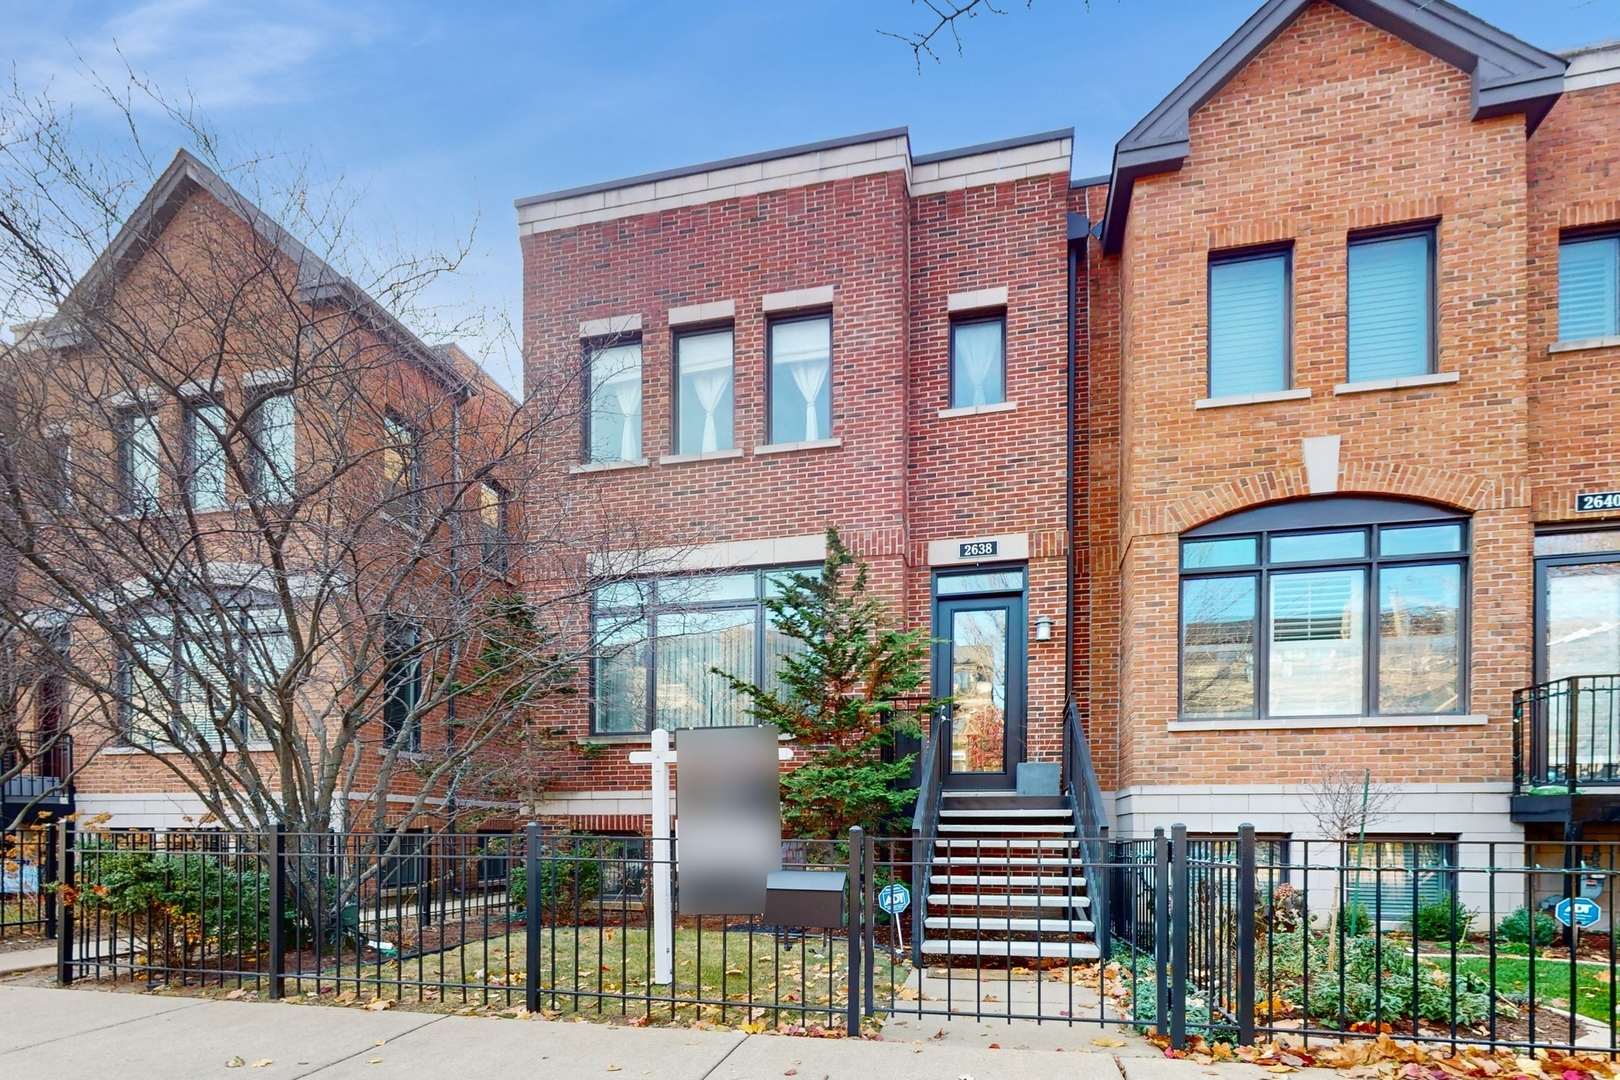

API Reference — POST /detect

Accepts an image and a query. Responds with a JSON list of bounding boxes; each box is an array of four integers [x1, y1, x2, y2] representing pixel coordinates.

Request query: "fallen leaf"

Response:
[[1093, 1037, 1126, 1048], [364, 999, 394, 1011], [606, 1067, 622, 1073], [367, 1059, 383, 1066], [225, 989, 246, 1001], [251, 1061, 273, 1069], [785, 1071, 797, 1077], [226, 1058, 245, 1069]]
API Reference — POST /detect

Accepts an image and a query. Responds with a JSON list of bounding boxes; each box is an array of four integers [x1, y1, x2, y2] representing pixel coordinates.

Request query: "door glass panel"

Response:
[[1269, 569, 1366, 716], [1546, 562, 1620, 681], [949, 608, 1007, 774], [936, 570, 1024, 596]]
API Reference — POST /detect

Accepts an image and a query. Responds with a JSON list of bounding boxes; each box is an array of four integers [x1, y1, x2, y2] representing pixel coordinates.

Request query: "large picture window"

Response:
[[1179, 498, 1467, 721], [591, 567, 813, 733]]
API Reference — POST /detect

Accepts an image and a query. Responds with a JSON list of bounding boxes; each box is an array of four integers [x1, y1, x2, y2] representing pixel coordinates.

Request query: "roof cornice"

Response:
[[1099, 0, 1568, 254]]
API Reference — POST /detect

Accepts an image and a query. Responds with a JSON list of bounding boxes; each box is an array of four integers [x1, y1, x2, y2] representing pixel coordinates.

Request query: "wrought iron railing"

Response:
[[1063, 699, 1111, 955], [908, 713, 947, 965], [1513, 675, 1620, 794], [1, 731, 74, 827]]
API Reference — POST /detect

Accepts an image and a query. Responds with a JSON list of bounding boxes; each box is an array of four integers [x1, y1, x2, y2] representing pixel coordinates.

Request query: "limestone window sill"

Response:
[[1167, 713, 1486, 733], [1194, 388, 1311, 410], [569, 458, 649, 474], [753, 438, 843, 456], [1334, 371, 1459, 395], [938, 401, 1017, 419], [657, 448, 744, 465], [1550, 335, 1620, 354], [578, 732, 653, 745], [107, 742, 274, 755]]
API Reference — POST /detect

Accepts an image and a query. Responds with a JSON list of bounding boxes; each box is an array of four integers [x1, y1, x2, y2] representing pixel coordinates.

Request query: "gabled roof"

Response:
[[53, 149, 475, 397], [1099, 0, 1568, 253]]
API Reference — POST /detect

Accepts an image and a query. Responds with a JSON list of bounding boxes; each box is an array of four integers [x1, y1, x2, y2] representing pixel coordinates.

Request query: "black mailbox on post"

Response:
[[763, 870, 847, 929]]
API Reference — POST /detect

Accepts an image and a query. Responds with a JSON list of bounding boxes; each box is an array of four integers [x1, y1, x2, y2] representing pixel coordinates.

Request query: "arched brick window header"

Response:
[[1185, 495, 1466, 539]]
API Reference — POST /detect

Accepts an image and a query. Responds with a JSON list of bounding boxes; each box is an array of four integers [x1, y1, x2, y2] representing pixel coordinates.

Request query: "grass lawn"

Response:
[[1456, 955, 1618, 1024], [289, 925, 904, 1026]]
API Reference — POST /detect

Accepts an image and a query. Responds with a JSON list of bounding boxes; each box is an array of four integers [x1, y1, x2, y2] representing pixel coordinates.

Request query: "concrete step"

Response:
[[928, 892, 1090, 910], [932, 856, 1085, 868], [938, 808, 1073, 820], [928, 873, 1086, 888], [935, 838, 1082, 851], [937, 823, 1074, 834], [919, 938, 1101, 960], [924, 916, 1096, 934]]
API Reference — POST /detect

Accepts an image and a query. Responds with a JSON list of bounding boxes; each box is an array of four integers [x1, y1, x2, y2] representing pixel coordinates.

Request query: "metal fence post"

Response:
[[525, 822, 542, 1015], [55, 819, 74, 985], [1170, 823, 1189, 1051], [847, 826, 863, 1036], [1153, 826, 1169, 1038], [44, 819, 59, 940], [1096, 825, 1112, 961], [1237, 823, 1257, 1046], [268, 822, 286, 999], [863, 832, 875, 1017]]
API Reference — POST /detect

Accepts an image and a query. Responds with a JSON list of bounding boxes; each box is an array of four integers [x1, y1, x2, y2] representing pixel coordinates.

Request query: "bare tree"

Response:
[[1304, 765, 1398, 843], [883, 1, 1110, 71], [0, 71, 669, 838]]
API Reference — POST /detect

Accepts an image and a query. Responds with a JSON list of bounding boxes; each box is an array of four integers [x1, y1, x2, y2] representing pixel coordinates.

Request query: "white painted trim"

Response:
[[1550, 335, 1620, 354], [1167, 713, 1487, 732], [517, 134, 913, 235], [668, 300, 735, 326], [927, 532, 1030, 567], [589, 533, 828, 576], [946, 286, 1008, 313], [761, 286, 834, 313], [569, 458, 649, 474], [657, 448, 744, 465], [241, 368, 291, 390], [752, 438, 842, 456], [1333, 370, 1459, 394], [106, 387, 159, 408], [938, 401, 1018, 419], [580, 314, 642, 339], [1563, 42, 1620, 92], [1194, 388, 1311, 410], [176, 379, 222, 400], [911, 136, 1072, 196]]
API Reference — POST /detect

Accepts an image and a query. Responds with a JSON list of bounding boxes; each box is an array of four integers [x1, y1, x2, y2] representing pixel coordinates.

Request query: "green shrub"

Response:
[[508, 835, 615, 911], [1411, 894, 1473, 942], [1497, 906, 1558, 947], [1337, 901, 1371, 937], [77, 848, 284, 963], [1301, 935, 1493, 1026]]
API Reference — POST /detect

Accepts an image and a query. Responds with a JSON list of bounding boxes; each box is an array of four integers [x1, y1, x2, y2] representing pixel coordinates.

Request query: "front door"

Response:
[[934, 570, 1027, 790], [1536, 551, 1620, 783]]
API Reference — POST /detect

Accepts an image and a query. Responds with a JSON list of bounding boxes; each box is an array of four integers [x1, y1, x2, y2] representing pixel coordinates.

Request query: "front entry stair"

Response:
[[920, 791, 1100, 962]]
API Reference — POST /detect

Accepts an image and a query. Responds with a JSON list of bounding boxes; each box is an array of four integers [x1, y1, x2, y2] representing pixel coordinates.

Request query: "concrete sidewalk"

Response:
[[0, 983, 1343, 1080]]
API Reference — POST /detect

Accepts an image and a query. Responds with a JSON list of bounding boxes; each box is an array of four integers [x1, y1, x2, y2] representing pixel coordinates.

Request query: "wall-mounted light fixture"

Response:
[[1034, 615, 1053, 642]]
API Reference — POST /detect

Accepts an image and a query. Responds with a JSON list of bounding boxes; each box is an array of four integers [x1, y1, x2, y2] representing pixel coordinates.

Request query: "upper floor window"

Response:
[[478, 480, 507, 574], [1208, 248, 1290, 397], [184, 398, 228, 511], [383, 621, 423, 752], [382, 413, 421, 525], [950, 315, 1005, 408], [591, 566, 814, 734], [1347, 228, 1436, 382], [1179, 497, 1467, 722], [674, 327, 734, 454], [247, 388, 295, 501], [1559, 234, 1619, 342], [45, 433, 71, 510], [116, 407, 161, 515], [768, 315, 832, 443], [586, 339, 642, 463]]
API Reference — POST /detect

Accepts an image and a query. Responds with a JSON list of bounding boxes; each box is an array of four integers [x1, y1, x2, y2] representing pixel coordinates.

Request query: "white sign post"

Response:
[[629, 728, 794, 987]]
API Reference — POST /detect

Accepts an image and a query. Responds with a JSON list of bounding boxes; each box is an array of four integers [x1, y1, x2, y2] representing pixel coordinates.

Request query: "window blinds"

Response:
[[1348, 233, 1432, 382], [1208, 255, 1287, 397], [1560, 236, 1619, 342]]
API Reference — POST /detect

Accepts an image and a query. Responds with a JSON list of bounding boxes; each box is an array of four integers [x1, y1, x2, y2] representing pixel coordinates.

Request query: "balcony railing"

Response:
[[1513, 675, 1620, 794], [1, 731, 74, 825]]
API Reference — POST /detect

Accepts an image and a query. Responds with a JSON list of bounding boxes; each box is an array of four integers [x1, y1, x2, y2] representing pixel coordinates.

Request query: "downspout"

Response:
[[1064, 213, 1089, 704], [445, 393, 462, 826]]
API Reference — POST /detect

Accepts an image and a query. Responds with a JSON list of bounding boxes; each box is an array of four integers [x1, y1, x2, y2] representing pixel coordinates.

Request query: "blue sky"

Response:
[[6, 0, 1617, 391]]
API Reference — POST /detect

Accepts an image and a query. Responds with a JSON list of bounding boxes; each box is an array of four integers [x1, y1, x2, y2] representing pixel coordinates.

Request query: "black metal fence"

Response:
[[1, 824, 58, 939], [35, 821, 1620, 1054]]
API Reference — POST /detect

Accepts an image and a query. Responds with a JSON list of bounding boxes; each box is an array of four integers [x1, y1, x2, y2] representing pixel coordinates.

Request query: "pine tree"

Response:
[[719, 526, 941, 838]]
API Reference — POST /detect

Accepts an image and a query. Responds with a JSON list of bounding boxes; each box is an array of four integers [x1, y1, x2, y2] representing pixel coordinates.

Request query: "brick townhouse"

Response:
[[516, 0, 1620, 908], [3, 150, 520, 834]]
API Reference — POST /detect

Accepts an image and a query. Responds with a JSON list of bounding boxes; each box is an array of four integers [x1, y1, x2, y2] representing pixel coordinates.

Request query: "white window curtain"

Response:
[[951, 320, 1005, 407], [678, 330, 733, 454], [770, 318, 831, 442], [590, 343, 642, 462]]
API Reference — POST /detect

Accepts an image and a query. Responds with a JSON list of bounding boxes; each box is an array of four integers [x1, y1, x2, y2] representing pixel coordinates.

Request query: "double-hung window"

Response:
[[382, 621, 423, 752], [1179, 498, 1467, 721], [950, 315, 1006, 408], [586, 338, 642, 463], [382, 413, 422, 526], [591, 567, 813, 733], [1347, 228, 1436, 382], [478, 480, 507, 574], [674, 328, 734, 454], [1208, 248, 1290, 397], [247, 388, 295, 501], [184, 398, 228, 511], [768, 315, 832, 443], [1559, 233, 1620, 342], [117, 407, 161, 514]]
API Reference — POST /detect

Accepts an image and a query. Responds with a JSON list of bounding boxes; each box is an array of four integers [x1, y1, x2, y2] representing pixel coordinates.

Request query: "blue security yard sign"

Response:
[[877, 883, 911, 915], [1554, 896, 1602, 928]]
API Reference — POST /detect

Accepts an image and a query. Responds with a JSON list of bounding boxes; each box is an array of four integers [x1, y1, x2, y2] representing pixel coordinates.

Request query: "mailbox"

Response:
[[764, 870, 847, 929]]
